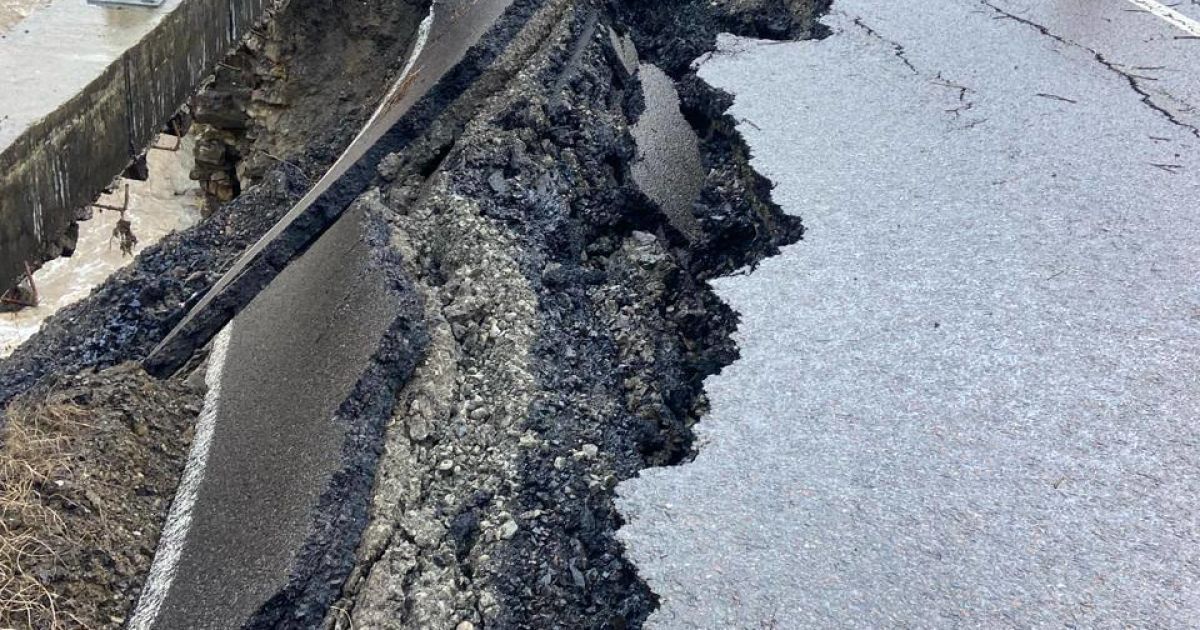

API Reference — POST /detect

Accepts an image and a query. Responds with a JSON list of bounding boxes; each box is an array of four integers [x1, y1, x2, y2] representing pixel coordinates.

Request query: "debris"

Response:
[[112, 217, 139, 256]]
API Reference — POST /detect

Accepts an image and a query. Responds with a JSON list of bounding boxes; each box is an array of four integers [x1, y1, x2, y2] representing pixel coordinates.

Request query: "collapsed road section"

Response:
[[1, 0, 827, 628]]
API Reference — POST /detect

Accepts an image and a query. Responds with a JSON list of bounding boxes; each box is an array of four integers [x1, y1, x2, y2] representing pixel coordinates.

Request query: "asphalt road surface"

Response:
[[618, 0, 1200, 627], [130, 204, 400, 630]]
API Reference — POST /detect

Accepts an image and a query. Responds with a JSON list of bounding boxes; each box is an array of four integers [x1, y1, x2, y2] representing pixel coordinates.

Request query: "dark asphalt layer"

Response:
[[632, 62, 704, 240], [619, 0, 1200, 627], [147, 203, 399, 630]]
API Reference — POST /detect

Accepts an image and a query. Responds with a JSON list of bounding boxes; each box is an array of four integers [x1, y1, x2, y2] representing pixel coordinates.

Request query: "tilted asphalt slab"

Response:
[[618, 0, 1200, 627], [134, 203, 405, 630], [128, 1, 548, 625], [144, 0, 515, 377], [632, 62, 705, 241]]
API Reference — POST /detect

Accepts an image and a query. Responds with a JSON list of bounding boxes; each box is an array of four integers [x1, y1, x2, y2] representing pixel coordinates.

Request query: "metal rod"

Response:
[[1, 262, 39, 307], [92, 183, 130, 214], [151, 120, 183, 152], [23, 261, 37, 307]]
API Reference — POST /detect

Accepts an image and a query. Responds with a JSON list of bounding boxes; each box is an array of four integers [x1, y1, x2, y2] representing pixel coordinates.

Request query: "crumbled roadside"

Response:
[[324, 0, 822, 628], [0, 364, 201, 629]]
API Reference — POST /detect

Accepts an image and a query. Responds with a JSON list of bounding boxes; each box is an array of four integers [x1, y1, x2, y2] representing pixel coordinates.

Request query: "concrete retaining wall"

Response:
[[0, 0, 273, 294]]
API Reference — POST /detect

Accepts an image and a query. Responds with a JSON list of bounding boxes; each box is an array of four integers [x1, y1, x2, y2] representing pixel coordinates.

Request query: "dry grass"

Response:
[[0, 366, 201, 629], [0, 398, 91, 629]]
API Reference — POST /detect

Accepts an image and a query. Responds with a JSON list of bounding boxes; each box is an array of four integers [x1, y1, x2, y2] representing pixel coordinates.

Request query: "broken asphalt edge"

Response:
[[142, 0, 537, 379]]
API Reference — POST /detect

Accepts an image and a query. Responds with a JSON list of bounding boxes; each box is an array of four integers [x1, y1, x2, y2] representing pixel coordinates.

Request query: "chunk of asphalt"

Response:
[[143, 0, 521, 378], [631, 62, 705, 241], [137, 201, 427, 630]]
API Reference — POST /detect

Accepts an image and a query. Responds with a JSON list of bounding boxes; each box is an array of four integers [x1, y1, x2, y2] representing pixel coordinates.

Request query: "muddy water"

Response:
[[0, 136, 201, 356], [0, 0, 49, 33]]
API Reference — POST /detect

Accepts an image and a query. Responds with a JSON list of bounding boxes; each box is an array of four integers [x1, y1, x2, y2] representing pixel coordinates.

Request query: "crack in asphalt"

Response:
[[981, 0, 1200, 139], [848, 15, 979, 120], [850, 16, 918, 74], [1036, 92, 1079, 104], [933, 71, 977, 117], [1100, 51, 1200, 138]]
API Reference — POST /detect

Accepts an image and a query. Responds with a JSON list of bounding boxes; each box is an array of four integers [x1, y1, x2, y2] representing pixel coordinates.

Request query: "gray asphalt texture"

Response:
[[632, 62, 704, 241], [617, 0, 1200, 627], [150, 203, 400, 630]]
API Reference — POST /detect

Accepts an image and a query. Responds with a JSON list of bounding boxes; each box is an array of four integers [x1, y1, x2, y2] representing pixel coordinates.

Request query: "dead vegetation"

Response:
[[0, 364, 202, 629], [0, 400, 90, 628]]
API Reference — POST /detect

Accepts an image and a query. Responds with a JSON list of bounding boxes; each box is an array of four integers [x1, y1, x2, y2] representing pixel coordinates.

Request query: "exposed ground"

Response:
[[190, 0, 429, 207], [0, 0, 827, 627], [0, 365, 200, 629]]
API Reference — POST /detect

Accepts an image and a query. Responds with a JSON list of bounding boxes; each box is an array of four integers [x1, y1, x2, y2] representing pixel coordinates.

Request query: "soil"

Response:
[[189, 0, 430, 207], [0, 364, 201, 629]]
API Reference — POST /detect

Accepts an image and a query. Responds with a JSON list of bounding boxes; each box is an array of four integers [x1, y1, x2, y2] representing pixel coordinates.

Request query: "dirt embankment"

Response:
[[190, 0, 429, 208], [0, 365, 201, 629]]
